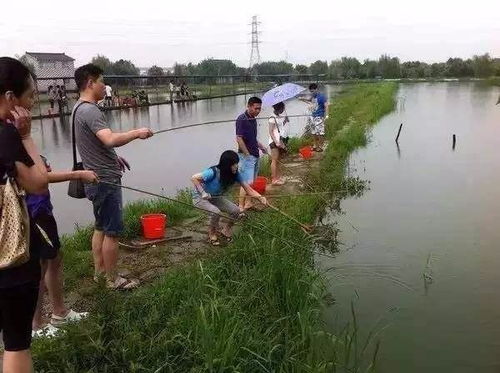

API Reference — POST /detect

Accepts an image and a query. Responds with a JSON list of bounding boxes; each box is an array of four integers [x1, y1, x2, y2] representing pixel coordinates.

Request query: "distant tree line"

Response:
[[89, 54, 500, 80]]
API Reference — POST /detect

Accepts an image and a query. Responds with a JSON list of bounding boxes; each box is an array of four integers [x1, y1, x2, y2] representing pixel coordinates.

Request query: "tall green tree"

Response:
[[196, 59, 238, 76], [430, 63, 446, 78], [401, 61, 428, 79], [328, 60, 342, 79], [378, 55, 401, 79], [471, 54, 494, 78], [295, 64, 309, 74], [445, 58, 473, 77], [309, 60, 329, 76], [360, 59, 379, 79], [113, 59, 139, 75], [339, 57, 361, 79], [254, 61, 295, 75], [91, 55, 114, 74], [147, 65, 165, 76]]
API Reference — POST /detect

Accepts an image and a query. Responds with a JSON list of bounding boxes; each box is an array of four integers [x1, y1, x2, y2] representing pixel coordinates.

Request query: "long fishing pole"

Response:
[[152, 114, 311, 135], [100, 181, 337, 259], [277, 158, 361, 232], [210, 191, 344, 199]]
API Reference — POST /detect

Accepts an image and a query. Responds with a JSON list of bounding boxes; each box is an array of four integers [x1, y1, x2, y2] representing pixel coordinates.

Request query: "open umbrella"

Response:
[[261, 83, 306, 107]]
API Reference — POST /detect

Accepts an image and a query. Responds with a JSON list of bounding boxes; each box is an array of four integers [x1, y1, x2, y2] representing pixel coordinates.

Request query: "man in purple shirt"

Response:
[[236, 96, 267, 210]]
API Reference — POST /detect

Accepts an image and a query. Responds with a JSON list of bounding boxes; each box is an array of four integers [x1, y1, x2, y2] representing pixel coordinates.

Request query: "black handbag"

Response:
[[67, 102, 86, 199]]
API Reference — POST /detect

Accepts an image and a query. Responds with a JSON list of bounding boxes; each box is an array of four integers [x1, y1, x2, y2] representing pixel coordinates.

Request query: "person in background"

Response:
[[268, 101, 289, 185], [0, 56, 49, 373], [73, 64, 153, 290], [59, 85, 68, 113], [191, 150, 267, 246], [235, 96, 268, 211], [55, 85, 63, 115], [105, 84, 113, 107], [169, 80, 175, 102], [29, 156, 98, 337], [180, 81, 187, 99], [306, 83, 329, 152], [47, 85, 55, 115]]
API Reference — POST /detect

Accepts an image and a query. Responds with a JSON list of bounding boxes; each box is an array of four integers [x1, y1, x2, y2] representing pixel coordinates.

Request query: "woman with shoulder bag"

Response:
[[0, 57, 49, 373]]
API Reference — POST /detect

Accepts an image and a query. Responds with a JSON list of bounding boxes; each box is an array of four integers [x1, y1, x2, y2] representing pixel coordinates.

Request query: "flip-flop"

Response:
[[219, 232, 233, 243], [107, 276, 140, 291], [94, 272, 128, 284], [208, 236, 221, 246]]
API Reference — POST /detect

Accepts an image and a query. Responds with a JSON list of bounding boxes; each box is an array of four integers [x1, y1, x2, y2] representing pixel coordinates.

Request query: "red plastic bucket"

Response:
[[251, 176, 267, 195], [140, 214, 167, 240], [299, 146, 313, 159]]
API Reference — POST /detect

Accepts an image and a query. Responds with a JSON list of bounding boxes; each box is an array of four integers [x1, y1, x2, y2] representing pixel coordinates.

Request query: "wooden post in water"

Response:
[[452, 134, 456, 150], [395, 123, 403, 143]]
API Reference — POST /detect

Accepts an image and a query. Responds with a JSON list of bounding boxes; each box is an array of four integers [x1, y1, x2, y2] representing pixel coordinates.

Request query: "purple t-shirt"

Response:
[[236, 112, 259, 158]]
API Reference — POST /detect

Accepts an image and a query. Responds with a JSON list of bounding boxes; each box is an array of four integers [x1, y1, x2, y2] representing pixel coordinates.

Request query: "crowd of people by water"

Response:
[[0, 57, 329, 372]]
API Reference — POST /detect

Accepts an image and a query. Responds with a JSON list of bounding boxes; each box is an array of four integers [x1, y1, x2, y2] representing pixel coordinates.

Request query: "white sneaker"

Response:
[[32, 324, 62, 339], [51, 309, 89, 326]]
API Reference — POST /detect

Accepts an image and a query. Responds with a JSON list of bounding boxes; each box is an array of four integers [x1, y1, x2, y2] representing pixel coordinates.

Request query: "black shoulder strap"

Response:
[[273, 116, 281, 135], [71, 101, 86, 168]]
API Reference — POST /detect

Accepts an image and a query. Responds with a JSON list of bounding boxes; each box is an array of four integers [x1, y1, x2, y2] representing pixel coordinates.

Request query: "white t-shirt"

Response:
[[268, 113, 288, 145], [105, 85, 112, 97]]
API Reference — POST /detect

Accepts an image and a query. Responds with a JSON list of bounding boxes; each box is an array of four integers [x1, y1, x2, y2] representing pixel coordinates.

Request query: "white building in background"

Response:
[[22, 52, 76, 92], [139, 66, 175, 76]]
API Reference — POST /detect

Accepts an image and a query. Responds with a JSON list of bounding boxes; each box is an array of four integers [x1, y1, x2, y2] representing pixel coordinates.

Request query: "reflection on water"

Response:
[[33, 86, 341, 233], [320, 82, 500, 373]]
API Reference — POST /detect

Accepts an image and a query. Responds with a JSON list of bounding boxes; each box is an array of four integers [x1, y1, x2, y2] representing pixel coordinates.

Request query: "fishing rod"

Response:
[[208, 191, 346, 199], [152, 114, 312, 135], [109, 181, 312, 234], [99, 181, 338, 259], [277, 158, 361, 232]]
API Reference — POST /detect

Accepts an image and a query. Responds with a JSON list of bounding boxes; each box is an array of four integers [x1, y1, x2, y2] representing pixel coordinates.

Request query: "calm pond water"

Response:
[[321, 82, 500, 372], [32, 86, 341, 233]]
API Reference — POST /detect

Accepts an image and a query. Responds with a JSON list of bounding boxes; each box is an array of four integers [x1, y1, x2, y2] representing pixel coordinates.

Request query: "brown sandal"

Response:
[[107, 276, 140, 291], [208, 236, 221, 246]]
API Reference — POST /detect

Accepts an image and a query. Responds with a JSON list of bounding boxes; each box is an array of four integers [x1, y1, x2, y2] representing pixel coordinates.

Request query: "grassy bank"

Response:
[[33, 82, 397, 372], [487, 77, 500, 86]]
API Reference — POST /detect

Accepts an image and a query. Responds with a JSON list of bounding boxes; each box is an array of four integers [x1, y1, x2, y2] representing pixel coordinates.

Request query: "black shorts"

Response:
[[0, 282, 39, 351], [33, 213, 61, 260], [270, 137, 289, 153], [49, 99, 54, 109]]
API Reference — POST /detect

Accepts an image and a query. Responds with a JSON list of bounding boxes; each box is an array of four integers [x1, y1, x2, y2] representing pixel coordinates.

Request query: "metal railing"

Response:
[[33, 74, 325, 119]]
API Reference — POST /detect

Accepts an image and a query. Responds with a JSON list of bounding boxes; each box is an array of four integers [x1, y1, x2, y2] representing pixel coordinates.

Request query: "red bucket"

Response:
[[251, 176, 267, 195], [299, 146, 313, 159], [140, 214, 167, 240]]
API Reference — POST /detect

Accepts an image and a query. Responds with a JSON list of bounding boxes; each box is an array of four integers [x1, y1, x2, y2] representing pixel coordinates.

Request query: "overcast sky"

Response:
[[1, 0, 499, 68]]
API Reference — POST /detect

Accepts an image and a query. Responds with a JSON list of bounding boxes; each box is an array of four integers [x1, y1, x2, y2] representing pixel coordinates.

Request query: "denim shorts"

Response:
[[85, 179, 124, 237], [238, 154, 259, 183]]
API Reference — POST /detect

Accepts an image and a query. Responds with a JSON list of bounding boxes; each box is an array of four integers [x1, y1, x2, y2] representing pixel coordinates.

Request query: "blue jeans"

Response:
[[238, 154, 259, 183], [85, 180, 124, 237]]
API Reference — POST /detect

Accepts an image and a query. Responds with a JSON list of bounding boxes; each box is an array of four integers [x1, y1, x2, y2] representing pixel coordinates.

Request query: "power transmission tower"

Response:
[[249, 15, 261, 74]]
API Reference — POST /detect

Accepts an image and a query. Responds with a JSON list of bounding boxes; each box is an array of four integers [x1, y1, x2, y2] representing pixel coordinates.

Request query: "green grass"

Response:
[[287, 136, 314, 154], [34, 82, 397, 372], [258, 155, 272, 178], [487, 77, 500, 86]]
